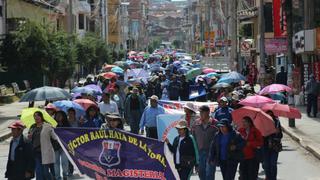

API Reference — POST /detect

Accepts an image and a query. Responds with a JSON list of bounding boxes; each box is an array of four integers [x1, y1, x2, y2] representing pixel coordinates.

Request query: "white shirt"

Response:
[[176, 137, 185, 164], [99, 101, 119, 115]]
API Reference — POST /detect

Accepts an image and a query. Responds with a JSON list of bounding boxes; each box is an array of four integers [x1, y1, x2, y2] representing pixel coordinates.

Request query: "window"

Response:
[[0, 6, 2, 17], [78, 14, 84, 30], [264, 3, 273, 33], [7, 18, 26, 32], [57, 19, 60, 30]]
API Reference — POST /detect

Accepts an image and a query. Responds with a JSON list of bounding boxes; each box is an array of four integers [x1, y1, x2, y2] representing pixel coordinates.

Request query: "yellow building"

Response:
[[108, 0, 121, 48], [6, 0, 66, 32]]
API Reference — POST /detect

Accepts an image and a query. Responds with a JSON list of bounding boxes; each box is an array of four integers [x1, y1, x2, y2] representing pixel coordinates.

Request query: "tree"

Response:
[[172, 39, 182, 49], [1, 21, 78, 87], [151, 38, 161, 50], [147, 45, 154, 54], [76, 33, 111, 74], [45, 31, 77, 87], [1, 21, 49, 87], [199, 46, 206, 56]]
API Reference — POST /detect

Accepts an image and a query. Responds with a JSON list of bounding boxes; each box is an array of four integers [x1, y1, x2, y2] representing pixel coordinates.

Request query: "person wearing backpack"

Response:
[[264, 111, 283, 180]]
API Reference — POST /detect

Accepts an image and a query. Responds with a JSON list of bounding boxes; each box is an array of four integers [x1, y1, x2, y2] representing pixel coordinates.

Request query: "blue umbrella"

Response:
[[111, 66, 124, 74], [173, 61, 182, 68], [206, 72, 220, 79], [269, 93, 286, 101], [53, 100, 85, 117], [212, 82, 231, 89], [178, 67, 190, 74], [218, 71, 246, 83], [150, 64, 161, 72], [71, 86, 99, 96]]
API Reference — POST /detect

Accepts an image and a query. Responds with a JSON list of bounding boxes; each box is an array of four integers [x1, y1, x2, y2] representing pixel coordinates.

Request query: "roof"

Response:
[[23, 0, 63, 13]]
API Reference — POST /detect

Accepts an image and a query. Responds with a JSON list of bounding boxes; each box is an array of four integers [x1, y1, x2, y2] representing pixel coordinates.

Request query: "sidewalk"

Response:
[[0, 101, 45, 141], [281, 105, 320, 159]]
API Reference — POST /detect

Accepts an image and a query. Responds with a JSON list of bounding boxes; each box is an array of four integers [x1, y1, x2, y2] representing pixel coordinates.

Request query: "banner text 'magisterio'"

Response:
[[54, 128, 178, 180]]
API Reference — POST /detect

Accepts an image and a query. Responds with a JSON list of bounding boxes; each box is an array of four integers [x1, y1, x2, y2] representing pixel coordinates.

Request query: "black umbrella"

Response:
[[20, 86, 72, 102]]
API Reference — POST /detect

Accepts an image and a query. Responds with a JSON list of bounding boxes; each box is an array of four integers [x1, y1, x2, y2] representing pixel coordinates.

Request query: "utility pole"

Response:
[[230, 0, 238, 71], [225, 0, 229, 67], [104, 0, 108, 44], [285, 0, 295, 127], [259, 0, 266, 87], [67, 0, 74, 34]]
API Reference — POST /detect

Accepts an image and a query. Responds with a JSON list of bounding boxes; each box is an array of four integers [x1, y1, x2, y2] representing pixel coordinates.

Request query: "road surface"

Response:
[[0, 134, 319, 180]]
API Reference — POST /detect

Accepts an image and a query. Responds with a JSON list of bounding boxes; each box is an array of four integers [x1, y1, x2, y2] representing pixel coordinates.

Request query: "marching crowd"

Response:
[[5, 54, 285, 180]]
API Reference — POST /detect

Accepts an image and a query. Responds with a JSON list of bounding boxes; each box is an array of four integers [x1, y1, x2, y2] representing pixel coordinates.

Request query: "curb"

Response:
[[281, 126, 303, 143], [0, 130, 11, 142], [282, 125, 320, 160]]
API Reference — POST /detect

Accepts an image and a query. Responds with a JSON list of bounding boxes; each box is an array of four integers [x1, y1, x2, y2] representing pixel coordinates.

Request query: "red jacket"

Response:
[[239, 127, 263, 160]]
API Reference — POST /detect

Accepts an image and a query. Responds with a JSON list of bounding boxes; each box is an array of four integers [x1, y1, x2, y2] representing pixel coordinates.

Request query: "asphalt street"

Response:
[[0, 134, 319, 180]]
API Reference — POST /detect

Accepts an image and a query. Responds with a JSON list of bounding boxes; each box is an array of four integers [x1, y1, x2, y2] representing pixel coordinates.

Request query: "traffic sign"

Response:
[[241, 41, 251, 57]]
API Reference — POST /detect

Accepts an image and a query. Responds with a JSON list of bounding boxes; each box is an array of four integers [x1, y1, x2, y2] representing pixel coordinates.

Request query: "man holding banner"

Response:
[[140, 95, 165, 139], [192, 105, 218, 180]]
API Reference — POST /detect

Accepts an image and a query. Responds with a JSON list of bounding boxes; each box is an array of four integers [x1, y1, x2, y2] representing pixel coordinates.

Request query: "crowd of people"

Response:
[[5, 52, 286, 180]]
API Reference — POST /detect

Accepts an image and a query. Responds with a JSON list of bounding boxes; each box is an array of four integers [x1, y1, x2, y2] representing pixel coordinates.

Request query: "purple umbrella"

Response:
[[85, 84, 103, 95]]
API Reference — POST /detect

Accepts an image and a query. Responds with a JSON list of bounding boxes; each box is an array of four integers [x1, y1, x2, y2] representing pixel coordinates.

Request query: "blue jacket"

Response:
[[168, 80, 181, 99], [82, 114, 104, 128], [209, 130, 245, 165], [213, 107, 233, 123]]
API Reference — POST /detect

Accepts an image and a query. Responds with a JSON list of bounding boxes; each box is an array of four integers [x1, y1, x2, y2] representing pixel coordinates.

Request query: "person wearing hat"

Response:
[[139, 95, 165, 139], [209, 119, 245, 180], [191, 105, 218, 180], [213, 97, 233, 124], [45, 103, 57, 117], [182, 102, 198, 127], [101, 114, 124, 130], [124, 87, 145, 134], [165, 120, 197, 180], [229, 94, 242, 110], [5, 121, 35, 180]]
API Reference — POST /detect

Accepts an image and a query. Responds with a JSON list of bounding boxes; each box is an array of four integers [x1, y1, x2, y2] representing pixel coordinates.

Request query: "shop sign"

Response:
[[303, 63, 310, 103], [313, 62, 320, 81], [265, 38, 288, 55], [293, 31, 304, 54], [316, 28, 320, 51], [215, 40, 231, 47], [304, 29, 315, 52]]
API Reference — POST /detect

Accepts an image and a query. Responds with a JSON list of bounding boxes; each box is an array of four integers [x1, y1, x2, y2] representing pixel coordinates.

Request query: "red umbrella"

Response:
[[232, 106, 277, 136], [104, 64, 116, 71], [239, 95, 275, 108], [261, 103, 290, 114], [259, 84, 292, 95], [73, 99, 98, 111], [203, 68, 216, 74], [262, 103, 301, 119], [102, 72, 117, 79]]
